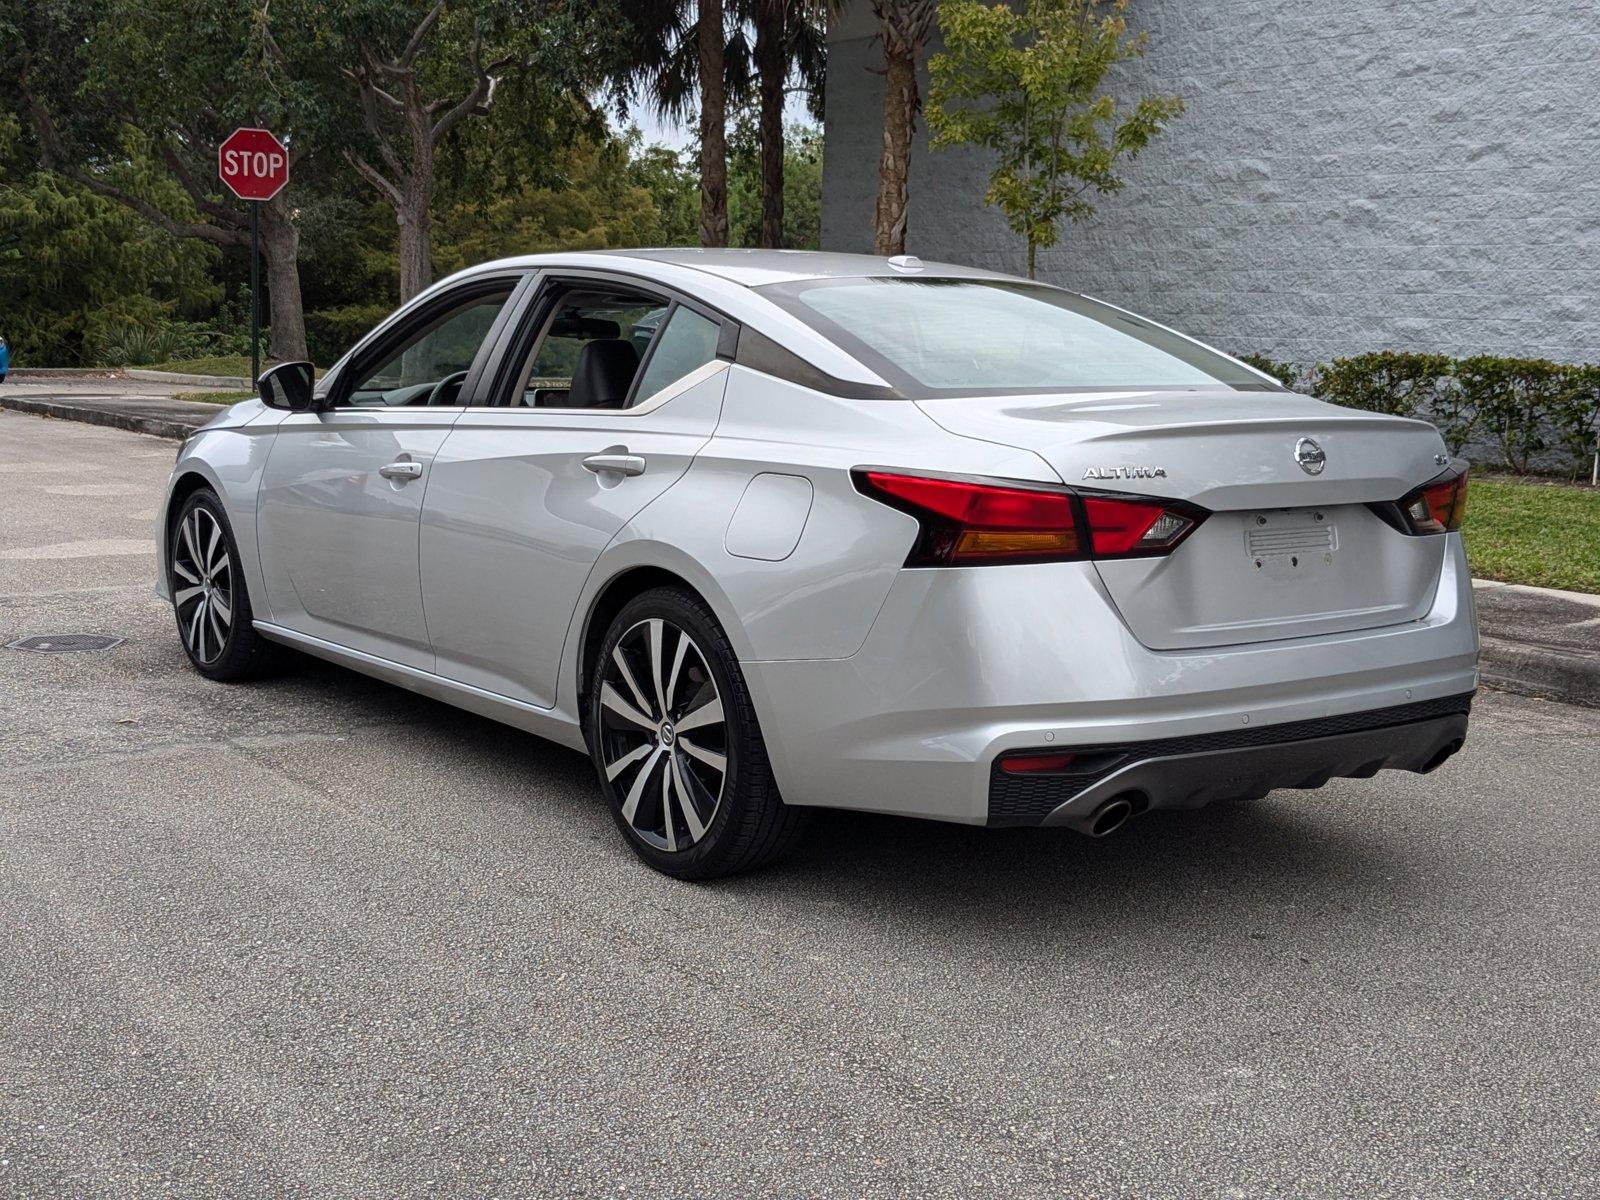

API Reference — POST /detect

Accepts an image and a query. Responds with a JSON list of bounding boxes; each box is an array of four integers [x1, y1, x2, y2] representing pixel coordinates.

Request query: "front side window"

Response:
[[757, 277, 1277, 396], [346, 288, 513, 407]]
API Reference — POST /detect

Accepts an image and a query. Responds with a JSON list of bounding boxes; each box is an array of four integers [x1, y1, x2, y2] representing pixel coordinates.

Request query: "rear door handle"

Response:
[[582, 453, 646, 478], [378, 460, 424, 481]]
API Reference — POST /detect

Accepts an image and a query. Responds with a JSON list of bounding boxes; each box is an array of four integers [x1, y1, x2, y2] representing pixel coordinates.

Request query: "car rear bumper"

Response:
[[742, 536, 1479, 824], [995, 695, 1471, 829]]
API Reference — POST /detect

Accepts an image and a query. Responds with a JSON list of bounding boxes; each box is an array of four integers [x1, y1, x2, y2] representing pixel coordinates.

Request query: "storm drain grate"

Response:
[[7, 633, 125, 654]]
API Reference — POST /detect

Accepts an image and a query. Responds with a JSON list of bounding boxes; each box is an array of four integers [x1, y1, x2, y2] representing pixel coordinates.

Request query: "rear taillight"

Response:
[[1392, 467, 1468, 535], [853, 470, 1206, 567]]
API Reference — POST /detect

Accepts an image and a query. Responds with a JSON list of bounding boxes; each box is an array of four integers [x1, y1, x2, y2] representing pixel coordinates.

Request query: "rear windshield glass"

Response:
[[757, 277, 1277, 396]]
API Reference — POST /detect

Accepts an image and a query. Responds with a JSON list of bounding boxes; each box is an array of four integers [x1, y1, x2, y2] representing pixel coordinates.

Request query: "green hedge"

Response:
[[1238, 351, 1600, 476]]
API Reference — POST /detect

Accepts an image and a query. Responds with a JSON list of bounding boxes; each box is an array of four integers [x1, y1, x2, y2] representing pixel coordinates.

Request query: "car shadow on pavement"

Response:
[[276, 658, 1420, 937]]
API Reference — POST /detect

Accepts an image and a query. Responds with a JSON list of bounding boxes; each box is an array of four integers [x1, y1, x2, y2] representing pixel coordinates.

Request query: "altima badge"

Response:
[[1294, 437, 1326, 476], [1083, 466, 1167, 480]]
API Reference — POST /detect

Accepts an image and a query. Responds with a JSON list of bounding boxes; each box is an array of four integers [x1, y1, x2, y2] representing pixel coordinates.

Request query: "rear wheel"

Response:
[[170, 489, 289, 681], [589, 587, 806, 879]]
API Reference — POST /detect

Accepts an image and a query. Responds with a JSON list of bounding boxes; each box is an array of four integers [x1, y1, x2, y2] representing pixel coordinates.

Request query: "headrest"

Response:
[[567, 339, 640, 409]]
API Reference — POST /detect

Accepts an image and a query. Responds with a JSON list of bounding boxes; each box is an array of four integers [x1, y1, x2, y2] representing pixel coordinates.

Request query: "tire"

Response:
[[170, 488, 291, 682], [588, 586, 807, 880]]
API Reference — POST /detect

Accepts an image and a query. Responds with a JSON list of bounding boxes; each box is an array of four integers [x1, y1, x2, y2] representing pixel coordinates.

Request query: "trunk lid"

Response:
[[916, 388, 1453, 650]]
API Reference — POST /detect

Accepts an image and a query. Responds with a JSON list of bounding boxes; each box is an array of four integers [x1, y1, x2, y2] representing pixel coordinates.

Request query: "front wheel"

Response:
[[589, 587, 806, 880], [170, 489, 289, 681]]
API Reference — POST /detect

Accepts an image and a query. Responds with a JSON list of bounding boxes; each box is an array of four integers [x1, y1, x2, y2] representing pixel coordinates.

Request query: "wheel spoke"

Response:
[[605, 742, 653, 783], [210, 589, 232, 624], [611, 645, 653, 720], [601, 681, 655, 731], [620, 746, 663, 823], [204, 516, 224, 577], [208, 599, 227, 648], [676, 694, 723, 735], [174, 585, 204, 609], [181, 513, 202, 570], [661, 765, 678, 852], [172, 559, 200, 586], [670, 752, 706, 842], [678, 736, 726, 776], [647, 618, 668, 717], [190, 597, 208, 659], [665, 633, 690, 714]]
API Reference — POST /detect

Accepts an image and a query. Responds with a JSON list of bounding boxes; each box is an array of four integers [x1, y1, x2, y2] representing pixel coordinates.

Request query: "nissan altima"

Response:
[[158, 250, 1477, 878]]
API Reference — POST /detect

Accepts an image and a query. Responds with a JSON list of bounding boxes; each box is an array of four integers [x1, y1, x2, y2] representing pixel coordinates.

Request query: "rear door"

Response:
[[420, 272, 733, 707], [256, 275, 523, 667]]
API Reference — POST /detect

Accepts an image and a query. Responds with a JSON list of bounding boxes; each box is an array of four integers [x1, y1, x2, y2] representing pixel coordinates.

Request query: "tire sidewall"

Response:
[[589, 588, 748, 878], [172, 489, 253, 681]]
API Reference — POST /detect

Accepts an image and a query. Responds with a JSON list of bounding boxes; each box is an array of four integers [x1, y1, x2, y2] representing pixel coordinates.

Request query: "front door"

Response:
[[421, 277, 732, 707], [256, 280, 518, 668]]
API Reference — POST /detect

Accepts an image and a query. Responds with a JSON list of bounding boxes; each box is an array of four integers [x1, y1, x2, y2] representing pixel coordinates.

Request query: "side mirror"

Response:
[[259, 361, 317, 411]]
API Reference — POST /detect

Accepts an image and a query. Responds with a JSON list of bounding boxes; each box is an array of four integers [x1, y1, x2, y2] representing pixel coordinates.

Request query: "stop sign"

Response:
[[218, 128, 289, 202]]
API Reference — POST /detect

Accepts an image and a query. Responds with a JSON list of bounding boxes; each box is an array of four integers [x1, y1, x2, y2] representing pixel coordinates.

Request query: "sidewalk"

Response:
[[3, 380, 1596, 708], [0, 374, 226, 439]]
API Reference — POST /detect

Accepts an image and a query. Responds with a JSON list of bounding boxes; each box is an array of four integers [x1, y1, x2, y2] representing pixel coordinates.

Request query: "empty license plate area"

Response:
[[1244, 509, 1338, 579]]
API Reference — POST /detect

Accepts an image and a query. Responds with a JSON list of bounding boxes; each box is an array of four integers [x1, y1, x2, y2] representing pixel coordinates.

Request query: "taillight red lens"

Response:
[[1081, 495, 1197, 556], [1399, 468, 1468, 534], [854, 470, 1206, 566]]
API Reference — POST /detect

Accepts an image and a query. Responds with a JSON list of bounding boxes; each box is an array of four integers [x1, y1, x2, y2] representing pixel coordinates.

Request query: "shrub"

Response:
[[97, 323, 194, 367], [1233, 353, 1301, 390], [1456, 356, 1576, 476], [1316, 351, 1464, 439]]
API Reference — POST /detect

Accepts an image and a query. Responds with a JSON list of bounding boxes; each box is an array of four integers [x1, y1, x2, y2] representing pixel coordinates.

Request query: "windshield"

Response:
[[757, 277, 1277, 396]]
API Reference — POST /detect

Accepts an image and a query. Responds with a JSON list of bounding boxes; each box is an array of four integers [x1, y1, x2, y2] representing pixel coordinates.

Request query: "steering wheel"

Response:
[[425, 369, 471, 407]]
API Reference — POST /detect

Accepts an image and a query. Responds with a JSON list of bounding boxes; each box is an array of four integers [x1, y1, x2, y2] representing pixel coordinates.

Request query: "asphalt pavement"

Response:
[[2, 409, 1597, 1199]]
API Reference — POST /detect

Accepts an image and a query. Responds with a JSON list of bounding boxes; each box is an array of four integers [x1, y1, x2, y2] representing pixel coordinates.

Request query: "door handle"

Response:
[[582, 453, 646, 478], [378, 460, 424, 481]]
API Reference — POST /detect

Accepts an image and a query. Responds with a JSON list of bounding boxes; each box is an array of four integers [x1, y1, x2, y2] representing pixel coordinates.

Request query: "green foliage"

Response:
[[727, 121, 823, 249], [0, 117, 218, 366], [306, 303, 401, 368], [927, 0, 1183, 275], [1294, 351, 1599, 475], [1456, 356, 1590, 476], [1233, 353, 1301, 391]]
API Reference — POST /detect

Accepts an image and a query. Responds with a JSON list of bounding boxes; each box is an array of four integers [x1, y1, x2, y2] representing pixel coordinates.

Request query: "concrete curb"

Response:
[[7, 367, 124, 379], [0, 393, 223, 440], [125, 369, 253, 389], [1478, 635, 1600, 708]]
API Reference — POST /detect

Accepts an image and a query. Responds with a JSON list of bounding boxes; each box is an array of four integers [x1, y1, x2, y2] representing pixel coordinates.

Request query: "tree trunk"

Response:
[[258, 197, 308, 362], [397, 196, 434, 303], [755, 0, 786, 248], [874, 36, 916, 257], [1026, 238, 1036, 280], [697, 0, 729, 247]]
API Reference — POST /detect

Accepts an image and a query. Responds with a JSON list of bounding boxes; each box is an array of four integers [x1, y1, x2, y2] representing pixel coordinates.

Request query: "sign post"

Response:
[[218, 128, 290, 388]]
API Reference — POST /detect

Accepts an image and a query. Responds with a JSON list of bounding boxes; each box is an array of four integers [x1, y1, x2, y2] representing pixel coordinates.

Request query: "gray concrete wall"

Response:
[[822, 1, 1600, 367]]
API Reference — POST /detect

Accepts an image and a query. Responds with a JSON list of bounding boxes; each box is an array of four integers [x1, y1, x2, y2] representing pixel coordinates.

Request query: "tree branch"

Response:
[[344, 150, 406, 208]]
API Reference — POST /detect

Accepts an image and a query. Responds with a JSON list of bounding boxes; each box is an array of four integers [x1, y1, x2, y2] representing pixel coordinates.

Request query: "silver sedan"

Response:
[[157, 250, 1478, 877]]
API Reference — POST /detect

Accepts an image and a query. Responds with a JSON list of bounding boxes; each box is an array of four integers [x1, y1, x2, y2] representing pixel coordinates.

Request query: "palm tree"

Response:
[[618, 0, 752, 247], [749, 0, 827, 248], [870, 0, 936, 256]]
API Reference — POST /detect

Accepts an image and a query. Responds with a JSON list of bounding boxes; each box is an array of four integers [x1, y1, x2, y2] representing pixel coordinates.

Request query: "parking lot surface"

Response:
[[2, 409, 1597, 1198]]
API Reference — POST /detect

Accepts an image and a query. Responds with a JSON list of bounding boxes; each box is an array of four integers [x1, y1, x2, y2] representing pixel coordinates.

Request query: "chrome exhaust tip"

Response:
[[1078, 795, 1136, 838]]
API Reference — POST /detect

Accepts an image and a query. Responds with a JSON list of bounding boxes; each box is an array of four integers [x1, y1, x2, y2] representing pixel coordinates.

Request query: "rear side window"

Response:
[[633, 306, 722, 402], [509, 286, 665, 409], [758, 277, 1277, 396]]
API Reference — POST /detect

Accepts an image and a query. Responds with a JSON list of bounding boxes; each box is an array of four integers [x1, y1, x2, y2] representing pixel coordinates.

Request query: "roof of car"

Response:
[[494, 248, 1018, 288]]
